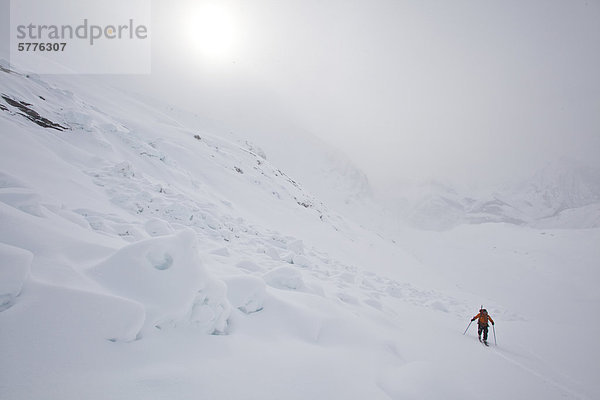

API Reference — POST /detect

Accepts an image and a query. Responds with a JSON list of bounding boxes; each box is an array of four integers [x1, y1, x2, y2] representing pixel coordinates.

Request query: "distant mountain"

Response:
[[499, 158, 600, 220], [396, 159, 600, 230]]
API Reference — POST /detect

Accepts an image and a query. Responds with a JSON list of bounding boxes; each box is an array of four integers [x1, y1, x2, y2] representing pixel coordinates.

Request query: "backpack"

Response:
[[479, 309, 489, 323]]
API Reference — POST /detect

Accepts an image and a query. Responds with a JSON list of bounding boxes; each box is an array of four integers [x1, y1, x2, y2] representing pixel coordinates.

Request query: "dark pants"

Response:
[[478, 323, 489, 341]]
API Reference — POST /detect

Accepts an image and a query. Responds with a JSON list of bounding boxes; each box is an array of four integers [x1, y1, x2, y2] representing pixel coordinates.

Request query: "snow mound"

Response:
[[87, 229, 231, 334], [291, 253, 311, 268], [210, 247, 230, 257], [224, 275, 266, 314], [144, 218, 174, 237], [264, 266, 306, 291], [286, 239, 304, 254], [0, 243, 32, 311], [261, 246, 280, 260], [236, 259, 262, 272], [37, 283, 144, 342]]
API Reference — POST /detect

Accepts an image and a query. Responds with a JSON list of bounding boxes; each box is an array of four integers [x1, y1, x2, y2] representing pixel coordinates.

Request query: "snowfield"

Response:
[[1, 62, 599, 399]]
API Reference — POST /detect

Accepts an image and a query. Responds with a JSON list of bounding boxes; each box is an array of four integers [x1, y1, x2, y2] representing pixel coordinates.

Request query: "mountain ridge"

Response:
[[391, 158, 600, 231]]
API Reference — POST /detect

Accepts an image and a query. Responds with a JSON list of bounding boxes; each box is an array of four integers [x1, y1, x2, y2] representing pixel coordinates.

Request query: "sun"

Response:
[[185, 3, 237, 60]]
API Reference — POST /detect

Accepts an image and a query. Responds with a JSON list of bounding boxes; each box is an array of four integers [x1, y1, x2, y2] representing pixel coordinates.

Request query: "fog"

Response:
[[2, 0, 599, 190]]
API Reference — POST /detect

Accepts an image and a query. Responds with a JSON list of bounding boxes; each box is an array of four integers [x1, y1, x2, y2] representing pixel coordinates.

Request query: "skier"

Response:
[[471, 308, 494, 345]]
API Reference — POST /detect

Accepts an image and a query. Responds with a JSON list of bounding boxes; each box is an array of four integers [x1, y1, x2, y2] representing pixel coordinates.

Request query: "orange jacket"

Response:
[[472, 312, 494, 325]]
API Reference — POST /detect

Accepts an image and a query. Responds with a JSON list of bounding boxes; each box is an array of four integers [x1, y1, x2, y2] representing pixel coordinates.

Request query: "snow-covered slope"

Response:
[[1, 62, 599, 399], [83, 80, 378, 231]]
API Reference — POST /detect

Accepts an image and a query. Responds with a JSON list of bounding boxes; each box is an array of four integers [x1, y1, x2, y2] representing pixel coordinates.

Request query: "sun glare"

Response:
[[186, 3, 236, 60]]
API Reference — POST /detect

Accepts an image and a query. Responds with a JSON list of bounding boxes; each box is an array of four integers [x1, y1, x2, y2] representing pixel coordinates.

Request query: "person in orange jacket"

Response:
[[471, 308, 494, 344]]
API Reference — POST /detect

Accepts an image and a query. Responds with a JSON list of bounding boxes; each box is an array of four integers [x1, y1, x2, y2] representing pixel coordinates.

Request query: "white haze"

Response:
[[1, 0, 599, 191]]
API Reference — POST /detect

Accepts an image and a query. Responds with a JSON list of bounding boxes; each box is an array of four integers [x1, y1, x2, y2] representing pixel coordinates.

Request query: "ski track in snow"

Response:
[[491, 348, 588, 400]]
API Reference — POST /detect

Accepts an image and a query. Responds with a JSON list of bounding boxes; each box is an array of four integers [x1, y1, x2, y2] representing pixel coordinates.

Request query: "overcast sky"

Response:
[[2, 0, 599, 190]]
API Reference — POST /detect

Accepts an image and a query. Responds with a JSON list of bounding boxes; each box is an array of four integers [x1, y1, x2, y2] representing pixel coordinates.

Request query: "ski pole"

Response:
[[463, 320, 473, 335], [493, 324, 497, 346]]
